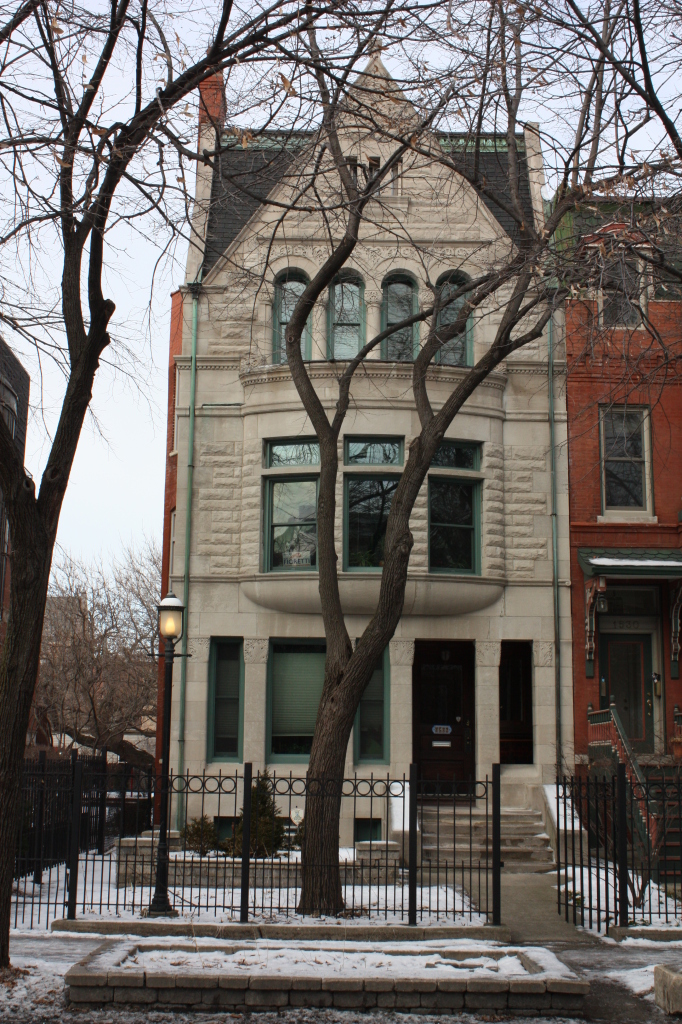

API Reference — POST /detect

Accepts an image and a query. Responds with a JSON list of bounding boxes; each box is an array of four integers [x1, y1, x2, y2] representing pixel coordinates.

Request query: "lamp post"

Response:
[[149, 592, 184, 916]]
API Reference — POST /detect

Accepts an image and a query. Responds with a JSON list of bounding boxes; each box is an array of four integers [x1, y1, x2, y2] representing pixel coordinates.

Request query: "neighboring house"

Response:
[[0, 335, 30, 642], [564, 205, 682, 766], [159, 58, 573, 828]]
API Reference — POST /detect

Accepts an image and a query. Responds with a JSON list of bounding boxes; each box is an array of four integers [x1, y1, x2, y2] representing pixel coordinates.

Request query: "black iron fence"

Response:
[[556, 766, 682, 934], [12, 760, 502, 929]]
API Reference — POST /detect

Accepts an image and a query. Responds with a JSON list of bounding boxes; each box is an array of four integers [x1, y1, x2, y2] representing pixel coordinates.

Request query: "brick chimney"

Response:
[[198, 70, 226, 133]]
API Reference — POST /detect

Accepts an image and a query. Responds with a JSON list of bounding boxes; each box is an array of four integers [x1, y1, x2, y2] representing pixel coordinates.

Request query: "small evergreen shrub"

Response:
[[222, 769, 285, 857], [182, 814, 218, 855]]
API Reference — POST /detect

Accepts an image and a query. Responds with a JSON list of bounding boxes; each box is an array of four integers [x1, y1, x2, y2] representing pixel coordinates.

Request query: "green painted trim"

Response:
[[263, 475, 319, 573], [578, 547, 682, 578], [177, 275, 201, 828], [427, 476, 481, 576], [343, 473, 401, 572], [430, 440, 481, 471], [266, 638, 326, 764], [265, 437, 320, 468], [434, 271, 473, 367], [380, 273, 418, 360], [328, 274, 365, 359], [343, 436, 404, 466], [272, 272, 312, 363], [354, 647, 391, 765], [206, 638, 244, 764]]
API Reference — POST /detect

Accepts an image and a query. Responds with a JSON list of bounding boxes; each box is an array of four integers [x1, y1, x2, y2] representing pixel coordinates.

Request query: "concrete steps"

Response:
[[418, 806, 555, 874]]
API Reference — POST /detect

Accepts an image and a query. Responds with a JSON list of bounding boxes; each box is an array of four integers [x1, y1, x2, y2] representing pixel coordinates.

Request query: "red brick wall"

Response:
[[566, 298, 682, 756], [155, 290, 183, 771]]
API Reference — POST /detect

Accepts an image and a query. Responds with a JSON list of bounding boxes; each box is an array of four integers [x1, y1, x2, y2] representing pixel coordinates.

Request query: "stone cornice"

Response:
[[238, 360, 508, 392]]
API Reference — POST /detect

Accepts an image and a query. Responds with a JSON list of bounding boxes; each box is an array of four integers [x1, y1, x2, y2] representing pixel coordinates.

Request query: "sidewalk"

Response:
[[501, 870, 599, 945]]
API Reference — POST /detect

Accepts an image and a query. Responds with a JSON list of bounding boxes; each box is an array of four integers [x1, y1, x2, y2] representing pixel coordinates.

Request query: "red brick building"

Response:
[[565, 210, 682, 764]]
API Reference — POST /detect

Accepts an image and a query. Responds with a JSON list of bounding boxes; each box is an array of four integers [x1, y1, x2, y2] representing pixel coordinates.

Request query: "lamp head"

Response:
[[158, 592, 184, 641]]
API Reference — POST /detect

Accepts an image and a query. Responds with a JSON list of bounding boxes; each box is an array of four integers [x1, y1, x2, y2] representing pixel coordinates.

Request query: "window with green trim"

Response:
[[265, 477, 318, 570], [273, 271, 311, 363], [345, 437, 403, 466], [266, 439, 319, 468], [345, 476, 399, 569], [270, 641, 326, 757], [435, 272, 473, 366], [329, 277, 363, 358], [354, 819, 382, 842], [355, 650, 389, 762], [428, 477, 480, 574], [431, 440, 480, 470], [208, 640, 243, 761], [382, 276, 417, 361]]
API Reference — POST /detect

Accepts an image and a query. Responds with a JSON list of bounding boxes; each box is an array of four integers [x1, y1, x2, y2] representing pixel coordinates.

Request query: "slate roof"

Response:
[[0, 335, 29, 461], [201, 131, 535, 277]]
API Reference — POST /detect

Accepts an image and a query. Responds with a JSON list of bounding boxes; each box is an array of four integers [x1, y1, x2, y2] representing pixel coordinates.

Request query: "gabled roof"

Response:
[[201, 131, 534, 277]]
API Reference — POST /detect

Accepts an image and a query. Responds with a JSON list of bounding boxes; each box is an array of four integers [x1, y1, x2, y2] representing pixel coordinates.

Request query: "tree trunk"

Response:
[[0, 507, 52, 966]]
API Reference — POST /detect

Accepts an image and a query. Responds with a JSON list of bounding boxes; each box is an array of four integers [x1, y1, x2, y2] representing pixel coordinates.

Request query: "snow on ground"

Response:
[[557, 862, 682, 933], [11, 853, 484, 931], [126, 944, 528, 979], [605, 964, 656, 997]]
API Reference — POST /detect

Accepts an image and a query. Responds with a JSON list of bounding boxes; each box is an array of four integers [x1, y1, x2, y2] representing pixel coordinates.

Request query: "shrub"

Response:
[[182, 814, 218, 855], [222, 769, 285, 857]]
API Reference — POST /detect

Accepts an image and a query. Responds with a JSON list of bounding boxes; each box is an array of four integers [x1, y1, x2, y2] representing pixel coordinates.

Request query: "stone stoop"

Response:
[[419, 806, 556, 874], [64, 940, 589, 1015]]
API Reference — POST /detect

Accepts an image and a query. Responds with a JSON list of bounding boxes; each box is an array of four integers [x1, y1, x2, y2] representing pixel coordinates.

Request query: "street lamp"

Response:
[[149, 592, 184, 916]]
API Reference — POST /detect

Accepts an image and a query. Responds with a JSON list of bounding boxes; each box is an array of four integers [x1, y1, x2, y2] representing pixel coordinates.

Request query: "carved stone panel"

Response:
[[389, 639, 416, 666], [475, 640, 501, 667], [533, 641, 554, 668], [243, 638, 270, 664]]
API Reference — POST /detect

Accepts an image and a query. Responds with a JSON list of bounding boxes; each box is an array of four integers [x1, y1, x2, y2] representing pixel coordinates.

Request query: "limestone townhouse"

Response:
[[157, 57, 574, 831]]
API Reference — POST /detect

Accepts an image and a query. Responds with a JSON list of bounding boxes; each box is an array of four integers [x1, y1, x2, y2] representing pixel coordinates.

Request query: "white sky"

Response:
[[22, 228, 179, 565]]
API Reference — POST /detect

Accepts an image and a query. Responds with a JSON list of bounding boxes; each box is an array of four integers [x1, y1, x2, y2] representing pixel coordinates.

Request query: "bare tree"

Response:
[[32, 540, 161, 765], [0, 0, 398, 965], [198, 5, 681, 913]]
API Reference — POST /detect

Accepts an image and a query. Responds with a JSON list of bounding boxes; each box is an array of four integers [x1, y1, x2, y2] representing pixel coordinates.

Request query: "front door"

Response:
[[413, 641, 475, 787], [598, 633, 654, 754]]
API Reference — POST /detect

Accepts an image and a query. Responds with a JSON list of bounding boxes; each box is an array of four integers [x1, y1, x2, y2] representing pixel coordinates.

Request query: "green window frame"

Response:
[[328, 275, 365, 359], [272, 271, 312, 363], [428, 476, 481, 575], [354, 647, 390, 764], [344, 474, 400, 571], [263, 475, 319, 572], [265, 438, 320, 468], [381, 274, 418, 361], [431, 440, 481, 471], [435, 271, 473, 366], [344, 436, 404, 466], [267, 640, 327, 763], [206, 638, 244, 763]]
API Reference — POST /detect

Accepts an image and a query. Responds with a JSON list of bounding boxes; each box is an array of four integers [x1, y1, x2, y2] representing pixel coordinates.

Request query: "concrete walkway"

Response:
[[501, 869, 599, 944]]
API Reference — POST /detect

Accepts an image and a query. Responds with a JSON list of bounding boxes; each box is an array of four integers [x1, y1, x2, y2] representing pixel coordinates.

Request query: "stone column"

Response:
[[364, 289, 382, 359], [389, 639, 415, 776], [532, 640, 556, 781], [242, 638, 269, 771], [475, 640, 501, 782]]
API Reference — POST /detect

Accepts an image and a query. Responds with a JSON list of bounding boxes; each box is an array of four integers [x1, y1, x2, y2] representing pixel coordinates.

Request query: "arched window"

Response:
[[273, 271, 311, 364], [328, 274, 364, 359], [381, 275, 418, 361], [435, 272, 473, 366]]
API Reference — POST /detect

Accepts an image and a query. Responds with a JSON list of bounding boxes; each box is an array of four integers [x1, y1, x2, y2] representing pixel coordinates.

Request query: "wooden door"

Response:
[[412, 641, 475, 788], [598, 633, 654, 754]]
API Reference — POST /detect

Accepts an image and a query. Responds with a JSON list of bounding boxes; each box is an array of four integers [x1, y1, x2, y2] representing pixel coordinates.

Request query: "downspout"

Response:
[[548, 314, 563, 773], [177, 274, 201, 828]]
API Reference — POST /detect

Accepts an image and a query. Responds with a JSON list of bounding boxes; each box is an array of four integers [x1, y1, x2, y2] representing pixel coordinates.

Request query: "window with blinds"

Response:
[[210, 641, 242, 759], [270, 642, 326, 757]]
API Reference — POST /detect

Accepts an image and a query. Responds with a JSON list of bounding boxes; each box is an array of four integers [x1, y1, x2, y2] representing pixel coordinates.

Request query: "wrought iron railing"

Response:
[[12, 762, 501, 930]]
